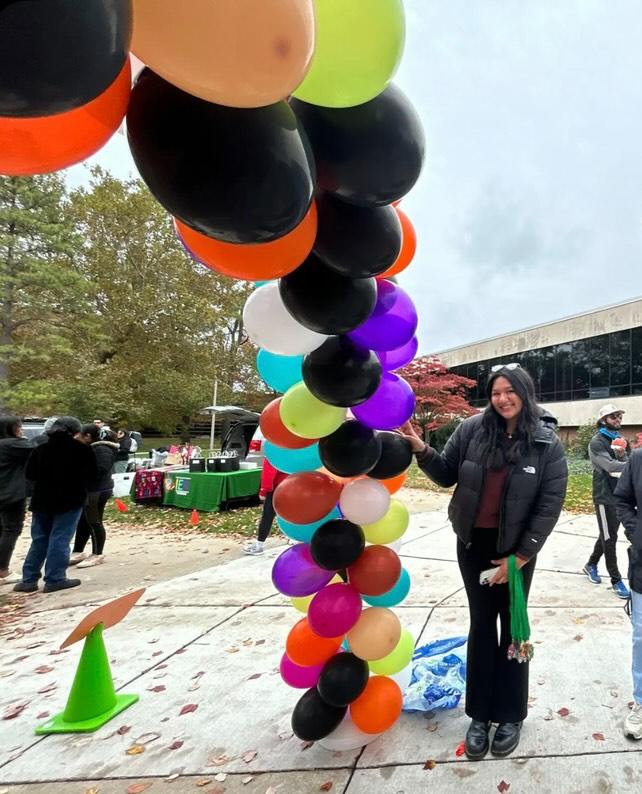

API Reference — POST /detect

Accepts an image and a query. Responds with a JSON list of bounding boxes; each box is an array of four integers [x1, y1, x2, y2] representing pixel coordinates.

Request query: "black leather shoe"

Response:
[[13, 581, 38, 593], [491, 722, 522, 757], [43, 578, 81, 593], [465, 719, 491, 760]]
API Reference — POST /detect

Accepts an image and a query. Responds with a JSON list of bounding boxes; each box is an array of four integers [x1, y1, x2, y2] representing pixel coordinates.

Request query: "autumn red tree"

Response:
[[400, 356, 478, 439]]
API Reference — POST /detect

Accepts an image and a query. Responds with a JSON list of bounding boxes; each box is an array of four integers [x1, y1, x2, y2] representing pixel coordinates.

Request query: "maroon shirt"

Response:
[[475, 465, 509, 528]]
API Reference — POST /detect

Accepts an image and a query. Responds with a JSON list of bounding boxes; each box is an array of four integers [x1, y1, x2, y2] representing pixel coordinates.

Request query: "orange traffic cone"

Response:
[[114, 498, 128, 513], [190, 509, 200, 526]]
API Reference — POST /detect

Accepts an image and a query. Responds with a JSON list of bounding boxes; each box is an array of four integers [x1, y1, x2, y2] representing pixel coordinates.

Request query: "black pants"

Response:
[[457, 527, 536, 724], [73, 490, 111, 555], [587, 503, 622, 584], [0, 499, 26, 570], [257, 492, 276, 542]]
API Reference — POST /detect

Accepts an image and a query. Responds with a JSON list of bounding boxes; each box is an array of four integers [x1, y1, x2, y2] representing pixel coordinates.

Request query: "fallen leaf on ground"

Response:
[[126, 784, 152, 794], [36, 712, 50, 719], [255, 639, 265, 646], [242, 638, 253, 646], [497, 782, 511, 793], [320, 783, 333, 792], [165, 774, 179, 782], [2, 702, 28, 720], [301, 740, 314, 750], [423, 760, 436, 770], [147, 685, 166, 693], [573, 634, 583, 642], [427, 721, 439, 733], [557, 708, 570, 717], [192, 671, 206, 680], [242, 776, 254, 785], [169, 740, 184, 750], [85, 788, 100, 794], [208, 754, 233, 766], [243, 750, 258, 763], [455, 741, 466, 757], [543, 709, 554, 721], [135, 732, 161, 745], [214, 773, 227, 782], [195, 779, 212, 787], [592, 732, 605, 741], [116, 725, 131, 735], [248, 673, 262, 681], [225, 647, 239, 654], [126, 744, 145, 756], [34, 665, 54, 674], [37, 682, 57, 694], [188, 682, 200, 692], [180, 703, 198, 716], [0, 670, 16, 678]]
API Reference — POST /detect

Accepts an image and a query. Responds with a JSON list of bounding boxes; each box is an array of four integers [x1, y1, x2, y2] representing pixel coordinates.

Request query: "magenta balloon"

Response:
[[307, 583, 363, 638], [348, 280, 418, 351], [352, 373, 416, 430], [376, 336, 418, 371], [271, 543, 335, 597], [280, 653, 325, 689]]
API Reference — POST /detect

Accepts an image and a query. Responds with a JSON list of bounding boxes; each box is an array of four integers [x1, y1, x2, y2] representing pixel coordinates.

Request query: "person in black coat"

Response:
[[14, 416, 97, 594], [70, 424, 119, 568], [399, 364, 568, 760], [0, 416, 33, 585]]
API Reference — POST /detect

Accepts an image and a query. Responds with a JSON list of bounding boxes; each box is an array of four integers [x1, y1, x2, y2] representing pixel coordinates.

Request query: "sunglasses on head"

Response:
[[491, 363, 521, 373]]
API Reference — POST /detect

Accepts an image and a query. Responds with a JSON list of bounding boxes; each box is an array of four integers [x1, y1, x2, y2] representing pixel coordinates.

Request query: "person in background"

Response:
[[13, 417, 97, 594], [244, 459, 288, 556], [70, 424, 119, 568], [0, 417, 33, 585], [583, 404, 630, 599], [114, 429, 134, 474], [398, 364, 568, 760], [615, 448, 642, 739], [32, 416, 59, 446]]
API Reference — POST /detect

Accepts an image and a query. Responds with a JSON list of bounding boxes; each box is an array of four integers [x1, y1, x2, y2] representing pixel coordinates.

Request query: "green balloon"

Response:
[[293, 0, 405, 108], [363, 499, 410, 545], [369, 628, 414, 676], [280, 382, 346, 440]]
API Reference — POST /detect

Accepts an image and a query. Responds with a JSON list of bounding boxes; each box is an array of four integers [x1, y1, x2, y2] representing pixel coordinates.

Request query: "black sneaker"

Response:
[[464, 719, 491, 760], [43, 578, 81, 593], [13, 581, 38, 593]]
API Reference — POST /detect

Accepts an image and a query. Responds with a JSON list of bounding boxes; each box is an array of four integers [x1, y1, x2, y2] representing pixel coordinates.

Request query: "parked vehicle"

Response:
[[220, 419, 261, 462]]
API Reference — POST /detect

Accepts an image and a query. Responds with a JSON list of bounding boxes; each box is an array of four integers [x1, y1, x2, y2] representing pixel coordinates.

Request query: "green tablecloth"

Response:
[[162, 469, 261, 512]]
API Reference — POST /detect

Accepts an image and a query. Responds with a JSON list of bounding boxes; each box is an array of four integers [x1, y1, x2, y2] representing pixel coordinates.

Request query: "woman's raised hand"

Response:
[[397, 421, 426, 453]]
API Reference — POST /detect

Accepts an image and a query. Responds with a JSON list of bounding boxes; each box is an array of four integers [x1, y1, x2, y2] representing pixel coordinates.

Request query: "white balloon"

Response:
[[340, 479, 391, 525], [388, 660, 413, 693], [318, 714, 382, 752], [243, 282, 328, 356]]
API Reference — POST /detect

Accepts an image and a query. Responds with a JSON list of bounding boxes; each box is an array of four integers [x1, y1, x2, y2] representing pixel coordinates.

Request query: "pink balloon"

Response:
[[279, 653, 325, 689], [308, 583, 363, 638]]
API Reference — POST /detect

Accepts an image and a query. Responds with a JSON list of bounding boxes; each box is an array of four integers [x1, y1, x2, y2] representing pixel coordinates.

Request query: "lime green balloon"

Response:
[[280, 382, 346, 439], [369, 628, 414, 675], [293, 0, 405, 108], [363, 499, 409, 545], [291, 574, 342, 612]]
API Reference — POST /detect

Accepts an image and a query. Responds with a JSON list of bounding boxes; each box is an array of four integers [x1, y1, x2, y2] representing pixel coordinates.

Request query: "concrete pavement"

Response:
[[0, 508, 639, 794]]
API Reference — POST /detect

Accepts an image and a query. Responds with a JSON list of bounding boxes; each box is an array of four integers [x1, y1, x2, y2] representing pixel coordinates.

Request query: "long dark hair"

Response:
[[0, 415, 22, 439], [481, 366, 541, 468]]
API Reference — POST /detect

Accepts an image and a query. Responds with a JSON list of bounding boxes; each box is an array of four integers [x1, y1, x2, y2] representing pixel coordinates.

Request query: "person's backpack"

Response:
[[130, 431, 142, 452], [129, 436, 139, 453]]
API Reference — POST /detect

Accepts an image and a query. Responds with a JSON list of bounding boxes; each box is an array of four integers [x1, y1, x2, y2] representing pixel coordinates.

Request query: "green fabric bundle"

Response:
[[507, 554, 533, 663]]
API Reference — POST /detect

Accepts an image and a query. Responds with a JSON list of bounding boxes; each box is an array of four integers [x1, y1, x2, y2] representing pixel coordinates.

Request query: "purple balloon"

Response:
[[272, 543, 335, 597], [280, 653, 325, 689], [352, 373, 416, 430], [348, 280, 418, 351], [376, 335, 418, 371], [308, 583, 363, 638]]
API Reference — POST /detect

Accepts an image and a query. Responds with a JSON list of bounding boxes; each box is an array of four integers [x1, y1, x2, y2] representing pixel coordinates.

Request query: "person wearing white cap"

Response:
[[582, 404, 630, 598]]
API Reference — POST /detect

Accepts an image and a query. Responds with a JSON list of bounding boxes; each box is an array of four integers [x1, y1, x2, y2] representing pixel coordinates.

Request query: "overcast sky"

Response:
[[67, 0, 642, 353]]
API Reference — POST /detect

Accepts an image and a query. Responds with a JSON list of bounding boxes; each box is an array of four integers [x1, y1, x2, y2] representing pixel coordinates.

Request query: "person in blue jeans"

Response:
[[615, 449, 642, 739], [14, 417, 97, 594]]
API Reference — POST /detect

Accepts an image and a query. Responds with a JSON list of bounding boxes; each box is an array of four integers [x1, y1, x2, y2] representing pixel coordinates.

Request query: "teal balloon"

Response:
[[257, 349, 304, 393], [264, 440, 322, 475], [254, 280, 272, 287], [277, 506, 341, 543], [341, 638, 351, 651], [363, 567, 411, 607]]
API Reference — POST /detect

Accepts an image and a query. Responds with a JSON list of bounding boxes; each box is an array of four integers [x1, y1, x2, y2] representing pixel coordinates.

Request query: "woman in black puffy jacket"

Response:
[[399, 364, 568, 760]]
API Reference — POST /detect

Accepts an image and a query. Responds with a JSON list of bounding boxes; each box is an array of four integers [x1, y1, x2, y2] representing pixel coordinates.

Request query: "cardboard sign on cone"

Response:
[[36, 588, 145, 735]]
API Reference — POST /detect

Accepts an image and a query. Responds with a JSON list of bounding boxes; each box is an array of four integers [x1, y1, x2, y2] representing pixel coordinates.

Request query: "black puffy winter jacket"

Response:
[[615, 450, 642, 594], [417, 412, 568, 559]]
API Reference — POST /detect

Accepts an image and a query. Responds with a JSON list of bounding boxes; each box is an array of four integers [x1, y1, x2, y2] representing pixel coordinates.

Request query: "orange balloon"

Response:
[[260, 398, 317, 450], [286, 617, 343, 667], [350, 676, 402, 734], [380, 472, 407, 494], [348, 546, 402, 596], [318, 468, 359, 486], [377, 209, 417, 279], [0, 60, 131, 176], [132, 0, 315, 108], [347, 607, 401, 662], [174, 202, 317, 281], [273, 471, 343, 524]]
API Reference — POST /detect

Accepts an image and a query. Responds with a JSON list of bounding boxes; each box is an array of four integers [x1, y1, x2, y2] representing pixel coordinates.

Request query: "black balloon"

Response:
[[313, 193, 402, 278], [291, 688, 347, 741], [303, 336, 382, 407], [369, 431, 413, 479], [290, 84, 425, 208], [317, 653, 369, 708], [280, 255, 376, 335], [127, 69, 315, 244], [319, 420, 383, 478], [310, 519, 365, 571], [0, 1, 131, 117]]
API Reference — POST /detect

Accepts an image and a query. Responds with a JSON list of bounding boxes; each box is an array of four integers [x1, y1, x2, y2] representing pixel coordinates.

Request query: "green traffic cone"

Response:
[[36, 623, 138, 734]]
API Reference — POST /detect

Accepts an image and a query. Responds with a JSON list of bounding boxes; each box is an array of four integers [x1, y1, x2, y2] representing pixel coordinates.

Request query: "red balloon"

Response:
[[377, 209, 416, 279], [273, 471, 343, 525], [0, 60, 131, 176], [260, 398, 317, 450], [348, 546, 402, 596]]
